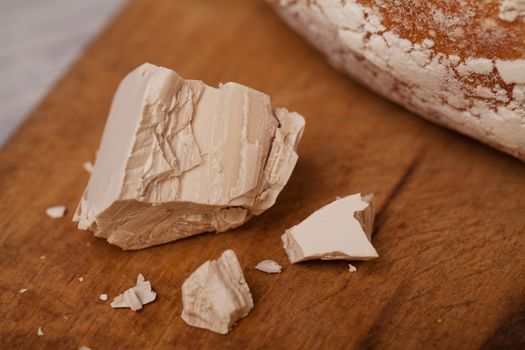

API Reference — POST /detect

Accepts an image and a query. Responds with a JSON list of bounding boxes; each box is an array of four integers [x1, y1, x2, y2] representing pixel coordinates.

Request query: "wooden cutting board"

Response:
[[1, 0, 524, 348]]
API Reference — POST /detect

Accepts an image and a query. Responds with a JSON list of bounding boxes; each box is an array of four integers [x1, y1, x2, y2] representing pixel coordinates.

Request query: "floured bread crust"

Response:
[[499, 0, 525, 22], [271, 0, 525, 161]]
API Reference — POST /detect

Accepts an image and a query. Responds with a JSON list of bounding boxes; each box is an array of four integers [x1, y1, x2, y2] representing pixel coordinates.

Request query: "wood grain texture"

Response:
[[0, 0, 524, 349]]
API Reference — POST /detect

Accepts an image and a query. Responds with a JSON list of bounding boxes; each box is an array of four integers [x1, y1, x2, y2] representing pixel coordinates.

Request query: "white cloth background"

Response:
[[0, 0, 127, 147]]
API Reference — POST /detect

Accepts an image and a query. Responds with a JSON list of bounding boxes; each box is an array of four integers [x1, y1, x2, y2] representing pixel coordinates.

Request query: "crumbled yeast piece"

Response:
[[46, 205, 66, 218], [83, 162, 94, 173], [348, 264, 357, 272], [37, 327, 44, 336], [281, 193, 378, 263], [255, 260, 282, 273], [73, 63, 305, 250], [111, 274, 156, 311], [99, 293, 108, 301], [79, 346, 91, 350], [181, 249, 253, 334], [19, 288, 28, 294]]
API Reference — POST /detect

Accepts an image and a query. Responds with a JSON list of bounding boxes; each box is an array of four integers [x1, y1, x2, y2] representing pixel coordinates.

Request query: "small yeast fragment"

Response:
[[255, 260, 282, 273], [181, 250, 253, 334], [83, 162, 94, 173], [111, 274, 156, 311], [46, 205, 66, 219], [281, 193, 378, 263]]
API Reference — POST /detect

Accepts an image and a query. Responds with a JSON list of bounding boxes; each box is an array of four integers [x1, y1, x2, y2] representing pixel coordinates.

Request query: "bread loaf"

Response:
[[271, 0, 525, 161]]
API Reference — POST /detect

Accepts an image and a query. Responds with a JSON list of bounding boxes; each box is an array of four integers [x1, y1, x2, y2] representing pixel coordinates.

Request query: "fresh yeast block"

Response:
[[74, 63, 305, 250]]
